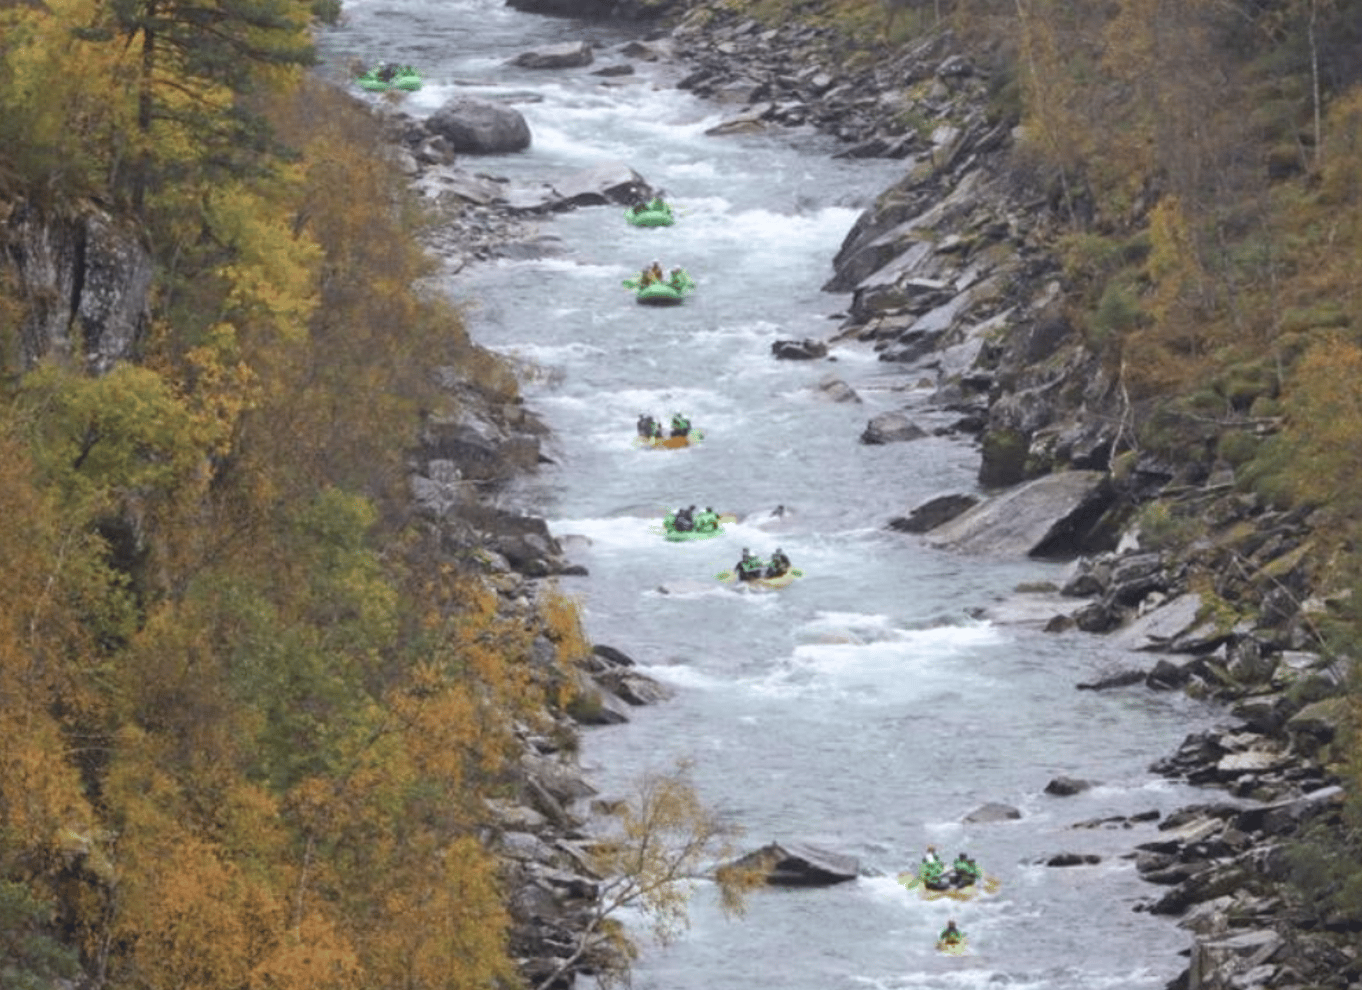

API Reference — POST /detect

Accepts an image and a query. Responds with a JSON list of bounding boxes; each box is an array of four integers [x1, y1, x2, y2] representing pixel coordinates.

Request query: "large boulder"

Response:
[[718, 841, 859, 886], [426, 98, 532, 154], [511, 41, 594, 69], [925, 471, 1112, 558], [860, 411, 927, 445], [547, 162, 651, 209]]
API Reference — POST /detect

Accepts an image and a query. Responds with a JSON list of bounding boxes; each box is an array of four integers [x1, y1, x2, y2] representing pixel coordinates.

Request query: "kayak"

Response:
[[625, 200, 675, 227], [357, 67, 422, 92], [634, 432, 702, 449], [622, 270, 695, 305], [935, 936, 968, 956], [716, 567, 803, 589]]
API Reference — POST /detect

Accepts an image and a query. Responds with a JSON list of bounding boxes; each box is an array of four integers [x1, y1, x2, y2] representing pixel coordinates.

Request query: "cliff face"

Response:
[[3, 198, 152, 373]]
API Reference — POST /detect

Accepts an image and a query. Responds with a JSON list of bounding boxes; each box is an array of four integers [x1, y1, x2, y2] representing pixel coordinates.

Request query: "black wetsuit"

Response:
[[736, 558, 762, 581]]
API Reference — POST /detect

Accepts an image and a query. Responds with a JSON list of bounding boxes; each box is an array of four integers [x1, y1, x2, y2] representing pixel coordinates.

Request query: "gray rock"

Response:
[[1076, 668, 1147, 691], [1215, 748, 1290, 775], [1108, 593, 1205, 651], [1234, 785, 1344, 836], [925, 471, 1111, 558], [1044, 776, 1094, 796], [436, 170, 510, 205], [427, 98, 532, 154], [617, 39, 670, 60], [547, 161, 651, 209], [1147, 657, 1195, 690], [962, 802, 1022, 823], [720, 841, 859, 885], [888, 493, 979, 533], [565, 685, 630, 725], [1285, 696, 1348, 743], [812, 374, 862, 403], [522, 754, 598, 804], [1188, 929, 1283, 990], [771, 338, 828, 360], [1045, 852, 1101, 867], [485, 799, 549, 832], [860, 411, 927, 445], [511, 41, 594, 69], [500, 830, 558, 861], [1141, 862, 1201, 886], [594, 670, 673, 706], [591, 643, 636, 668], [506, 0, 613, 15]]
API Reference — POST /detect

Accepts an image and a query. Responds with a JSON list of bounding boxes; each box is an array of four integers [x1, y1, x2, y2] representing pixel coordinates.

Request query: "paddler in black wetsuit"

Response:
[[736, 549, 763, 582]]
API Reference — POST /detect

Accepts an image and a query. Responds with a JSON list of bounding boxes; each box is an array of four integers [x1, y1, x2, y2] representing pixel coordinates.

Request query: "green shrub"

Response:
[[1217, 430, 1261, 467], [1091, 279, 1144, 345], [1135, 501, 1201, 550], [310, 0, 342, 23], [1280, 303, 1350, 334]]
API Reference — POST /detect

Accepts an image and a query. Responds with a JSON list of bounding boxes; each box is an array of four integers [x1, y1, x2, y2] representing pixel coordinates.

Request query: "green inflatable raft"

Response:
[[625, 199, 675, 227], [658, 511, 735, 542], [634, 431, 703, 449], [715, 567, 803, 589], [623, 269, 694, 306], [357, 66, 422, 92]]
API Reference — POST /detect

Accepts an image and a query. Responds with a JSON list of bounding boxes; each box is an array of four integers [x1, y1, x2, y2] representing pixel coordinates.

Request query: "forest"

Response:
[[3, 0, 1362, 986], [0, 0, 596, 985]]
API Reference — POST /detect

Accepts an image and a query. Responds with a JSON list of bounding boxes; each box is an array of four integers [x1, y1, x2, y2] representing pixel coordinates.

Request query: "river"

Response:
[[319, 3, 1219, 988]]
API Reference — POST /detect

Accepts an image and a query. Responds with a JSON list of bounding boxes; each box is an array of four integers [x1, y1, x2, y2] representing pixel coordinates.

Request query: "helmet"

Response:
[[706, 507, 713, 512]]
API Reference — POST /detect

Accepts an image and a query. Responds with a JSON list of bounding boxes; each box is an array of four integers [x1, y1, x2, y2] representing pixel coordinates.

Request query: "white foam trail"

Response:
[[547, 515, 669, 548], [634, 663, 726, 690]]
